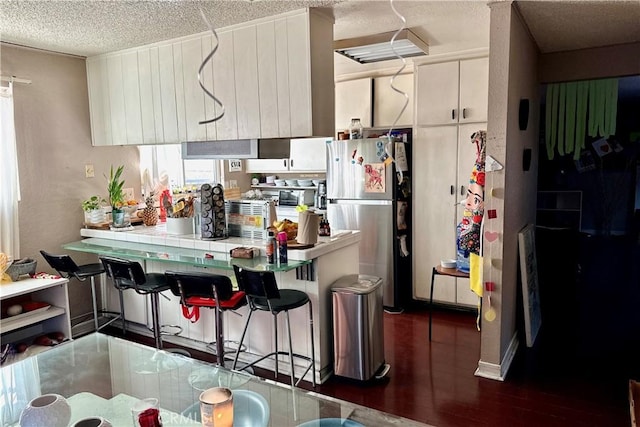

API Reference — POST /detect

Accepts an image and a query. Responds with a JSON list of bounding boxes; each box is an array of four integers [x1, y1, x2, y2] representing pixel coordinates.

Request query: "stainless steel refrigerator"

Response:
[[326, 132, 412, 311]]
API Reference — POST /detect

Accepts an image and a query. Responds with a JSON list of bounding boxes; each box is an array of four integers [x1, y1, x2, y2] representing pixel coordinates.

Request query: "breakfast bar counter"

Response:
[[65, 225, 361, 383]]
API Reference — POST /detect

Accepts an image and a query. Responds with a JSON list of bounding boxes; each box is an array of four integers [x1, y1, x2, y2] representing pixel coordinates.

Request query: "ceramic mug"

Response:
[[19, 394, 71, 427], [72, 416, 113, 427]]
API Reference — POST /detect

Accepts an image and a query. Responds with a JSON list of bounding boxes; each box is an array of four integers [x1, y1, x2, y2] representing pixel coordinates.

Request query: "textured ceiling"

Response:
[[0, 0, 638, 62], [517, 0, 640, 53]]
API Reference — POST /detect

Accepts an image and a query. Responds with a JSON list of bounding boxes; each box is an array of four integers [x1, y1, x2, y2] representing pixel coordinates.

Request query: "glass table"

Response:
[[0, 333, 429, 426]]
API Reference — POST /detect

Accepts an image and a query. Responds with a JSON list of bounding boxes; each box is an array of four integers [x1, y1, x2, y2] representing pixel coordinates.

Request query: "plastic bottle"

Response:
[[349, 118, 363, 140], [266, 231, 276, 264], [277, 231, 288, 264]]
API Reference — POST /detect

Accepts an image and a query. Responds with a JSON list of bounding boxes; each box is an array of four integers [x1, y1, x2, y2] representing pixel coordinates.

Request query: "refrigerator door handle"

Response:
[[460, 185, 465, 196], [450, 185, 454, 195]]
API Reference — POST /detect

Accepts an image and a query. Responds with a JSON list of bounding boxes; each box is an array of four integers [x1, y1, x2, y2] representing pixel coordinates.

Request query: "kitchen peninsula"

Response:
[[64, 225, 361, 383]]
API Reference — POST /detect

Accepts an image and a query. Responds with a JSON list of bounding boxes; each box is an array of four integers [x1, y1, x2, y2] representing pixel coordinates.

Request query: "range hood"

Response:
[[334, 28, 428, 64], [182, 139, 290, 160], [182, 140, 258, 159]]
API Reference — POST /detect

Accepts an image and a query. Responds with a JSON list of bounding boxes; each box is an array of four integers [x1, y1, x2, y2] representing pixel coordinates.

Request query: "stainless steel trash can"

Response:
[[332, 274, 387, 381]]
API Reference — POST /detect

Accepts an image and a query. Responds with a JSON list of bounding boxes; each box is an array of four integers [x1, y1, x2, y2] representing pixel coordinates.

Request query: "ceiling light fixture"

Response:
[[334, 28, 428, 64]]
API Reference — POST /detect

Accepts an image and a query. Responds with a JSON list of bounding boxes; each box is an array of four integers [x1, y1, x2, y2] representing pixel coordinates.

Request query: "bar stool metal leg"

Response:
[[429, 267, 436, 341], [273, 315, 279, 378], [233, 310, 253, 371], [285, 311, 295, 388], [90, 276, 99, 331], [118, 288, 126, 334], [308, 301, 316, 388], [150, 293, 163, 350], [214, 305, 225, 367]]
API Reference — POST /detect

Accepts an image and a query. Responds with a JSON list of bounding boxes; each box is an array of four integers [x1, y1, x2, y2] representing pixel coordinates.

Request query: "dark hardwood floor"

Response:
[[103, 306, 633, 427]]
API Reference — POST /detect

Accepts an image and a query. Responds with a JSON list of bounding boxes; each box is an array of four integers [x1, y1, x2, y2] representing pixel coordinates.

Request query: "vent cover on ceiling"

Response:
[[334, 28, 429, 64]]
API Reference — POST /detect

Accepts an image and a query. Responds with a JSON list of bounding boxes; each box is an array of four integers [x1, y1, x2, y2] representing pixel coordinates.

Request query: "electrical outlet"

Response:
[[85, 164, 94, 178], [229, 180, 238, 188]]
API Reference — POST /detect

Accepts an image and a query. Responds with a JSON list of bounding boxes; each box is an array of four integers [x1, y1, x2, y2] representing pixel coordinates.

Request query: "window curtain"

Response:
[[0, 357, 41, 425], [0, 82, 21, 259]]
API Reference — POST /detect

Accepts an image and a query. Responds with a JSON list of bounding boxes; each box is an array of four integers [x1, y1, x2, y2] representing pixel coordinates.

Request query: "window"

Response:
[[138, 145, 221, 194]]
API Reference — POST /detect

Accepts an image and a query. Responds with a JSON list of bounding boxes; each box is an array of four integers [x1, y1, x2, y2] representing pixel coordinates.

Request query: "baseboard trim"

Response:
[[474, 332, 519, 381]]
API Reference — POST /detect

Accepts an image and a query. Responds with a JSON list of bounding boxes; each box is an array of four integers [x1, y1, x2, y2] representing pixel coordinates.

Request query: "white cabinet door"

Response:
[[274, 17, 291, 138], [106, 54, 127, 145], [459, 57, 489, 123], [335, 78, 372, 134], [245, 159, 289, 173], [413, 126, 458, 303], [256, 21, 279, 139], [86, 56, 112, 146], [213, 30, 238, 140], [416, 61, 459, 126], [200, 35, 218, 141], [233, 25, 261, 139], [121, 51, 143, 145], [157, 44, 180, 144], [181, 36, 207, 142], [289, 138, 329, 172], [287, 13, 313, 137], [137, 48, 158, 144], [373, 73, 413, 128], [172, 41, 187, 143]]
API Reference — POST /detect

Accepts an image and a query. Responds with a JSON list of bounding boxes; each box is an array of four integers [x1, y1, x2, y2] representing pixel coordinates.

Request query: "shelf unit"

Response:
[[536, 190, 583, 230], [0, 277, 72, 356]]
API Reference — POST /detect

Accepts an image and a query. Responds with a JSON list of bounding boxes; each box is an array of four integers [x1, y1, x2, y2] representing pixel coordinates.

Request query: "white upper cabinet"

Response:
[[289, 137, 329, 172], [335, 78, 372, 134], [458, 57, 489, 124], [86, 56, 112, 146], [373, 73, 414, 128], [86, 9, 334, 145], [416, 57, 488, 126], [233, 25, 261, 139], [256, 20, 280, 139], [121, 51, 143, 145], [180, 36, 207, 142]]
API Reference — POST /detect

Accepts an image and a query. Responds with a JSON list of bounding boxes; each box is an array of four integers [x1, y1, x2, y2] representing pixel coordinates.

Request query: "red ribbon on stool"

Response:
[[181, 305, 200, 323]]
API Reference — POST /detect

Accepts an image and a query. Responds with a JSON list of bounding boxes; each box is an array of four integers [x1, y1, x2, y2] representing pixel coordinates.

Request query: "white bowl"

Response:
[[274, 179, 286, 186], [298, 179, 313, 187], [285, 179, 298, 187], [312, 179, 325, 186], [440, 259, 457, 269]]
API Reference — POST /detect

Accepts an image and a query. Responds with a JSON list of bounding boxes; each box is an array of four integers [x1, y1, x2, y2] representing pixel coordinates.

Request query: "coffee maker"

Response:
[[315, 183, 327, 209]]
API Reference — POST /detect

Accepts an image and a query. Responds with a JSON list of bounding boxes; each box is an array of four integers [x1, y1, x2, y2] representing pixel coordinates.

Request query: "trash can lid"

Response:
[[331, 274, 383, 294]]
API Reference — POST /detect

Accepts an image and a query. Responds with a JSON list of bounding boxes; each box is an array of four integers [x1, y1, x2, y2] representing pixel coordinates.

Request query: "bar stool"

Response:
[[232, 265, 316, 387], [165, 271, 246, 367], [40, 250, 114, 333], [99, 256, 176, 350]]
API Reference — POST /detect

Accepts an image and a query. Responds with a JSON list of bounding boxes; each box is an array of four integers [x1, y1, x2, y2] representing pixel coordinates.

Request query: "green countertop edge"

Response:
[[63, 238, 310, 272]]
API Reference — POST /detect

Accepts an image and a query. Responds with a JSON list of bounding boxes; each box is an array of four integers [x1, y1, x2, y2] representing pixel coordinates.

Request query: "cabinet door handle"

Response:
[[460, 186, 465, 196], [290, 159, 293, 168], [450, 185, 455, 195], [451, 109, 456, 120], [463, 108, 467, 119]]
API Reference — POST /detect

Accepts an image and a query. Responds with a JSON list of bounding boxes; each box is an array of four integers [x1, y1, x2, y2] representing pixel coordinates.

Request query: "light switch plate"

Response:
[[85, 164, 94, 178]]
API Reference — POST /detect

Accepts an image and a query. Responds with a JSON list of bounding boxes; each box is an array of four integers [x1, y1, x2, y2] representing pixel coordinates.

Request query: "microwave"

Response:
[[278, 190, 314, 207]]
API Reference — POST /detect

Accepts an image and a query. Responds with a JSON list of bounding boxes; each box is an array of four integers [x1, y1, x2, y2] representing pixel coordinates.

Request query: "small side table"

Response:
[[429, 265, 470, 341]]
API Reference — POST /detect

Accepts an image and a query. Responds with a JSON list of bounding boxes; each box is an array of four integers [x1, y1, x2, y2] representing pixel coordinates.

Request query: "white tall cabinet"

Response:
[[413, 55, 488, 308]]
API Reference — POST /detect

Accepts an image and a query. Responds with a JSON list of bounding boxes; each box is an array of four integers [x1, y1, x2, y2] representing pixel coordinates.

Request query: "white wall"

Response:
[[1, 44, 140, 320], [482, 2, 539, 372]]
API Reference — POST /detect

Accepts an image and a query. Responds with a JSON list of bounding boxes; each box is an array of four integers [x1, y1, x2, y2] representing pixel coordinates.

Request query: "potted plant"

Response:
[[106, 165, 126, 226], [81, 195, 106, 224]]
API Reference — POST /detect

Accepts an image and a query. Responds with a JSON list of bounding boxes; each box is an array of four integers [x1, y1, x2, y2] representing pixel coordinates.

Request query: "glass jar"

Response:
[[349, 118, 363, 140]]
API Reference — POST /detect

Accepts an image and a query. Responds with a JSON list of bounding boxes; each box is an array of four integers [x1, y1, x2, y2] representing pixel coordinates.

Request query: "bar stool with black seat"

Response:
[[165, 271, 246, 367], [232, 265, 316, 387], [40, 250, 114, 333], [99, 255, 175, 350]]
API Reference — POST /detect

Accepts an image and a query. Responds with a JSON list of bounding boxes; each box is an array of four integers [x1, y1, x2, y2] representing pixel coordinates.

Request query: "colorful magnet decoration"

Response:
[[487, 209, 497, 219], [485, 281, 496, 292], [357, 156, 364, 165], [484, 231, 499, 242]]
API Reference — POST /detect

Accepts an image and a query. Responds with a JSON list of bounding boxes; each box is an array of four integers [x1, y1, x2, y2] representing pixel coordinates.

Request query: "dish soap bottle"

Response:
[[349, 118, 363, 140], [277, 231, 288, 264]]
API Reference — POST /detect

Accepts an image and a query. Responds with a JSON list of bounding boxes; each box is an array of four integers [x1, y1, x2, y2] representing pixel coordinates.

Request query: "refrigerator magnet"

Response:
[[364, 163, 385, 193]]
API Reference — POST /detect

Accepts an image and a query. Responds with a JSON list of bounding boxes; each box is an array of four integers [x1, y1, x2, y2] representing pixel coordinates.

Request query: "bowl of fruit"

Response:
[[271, 219, 298, 241]]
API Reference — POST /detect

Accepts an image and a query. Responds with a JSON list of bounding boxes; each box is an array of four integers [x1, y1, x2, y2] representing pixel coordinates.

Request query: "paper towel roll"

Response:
[[297, 211, 319, 245]]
